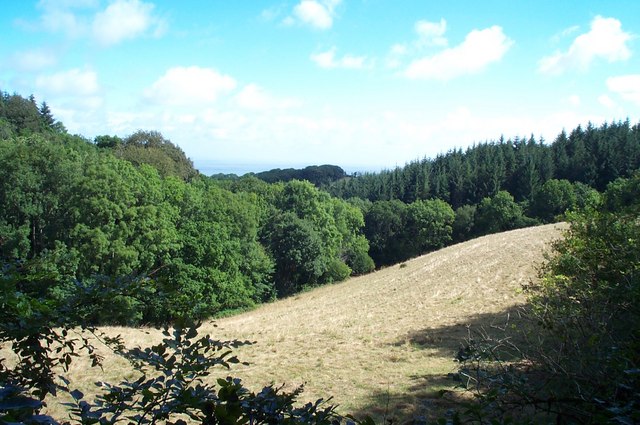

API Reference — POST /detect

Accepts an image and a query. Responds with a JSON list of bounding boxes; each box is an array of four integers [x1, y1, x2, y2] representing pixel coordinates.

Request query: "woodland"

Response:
[[1, 90, 639, 423]]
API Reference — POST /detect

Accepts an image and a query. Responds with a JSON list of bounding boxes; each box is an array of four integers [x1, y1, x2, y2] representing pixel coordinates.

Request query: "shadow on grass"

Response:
[[350, 305, 533, 423]]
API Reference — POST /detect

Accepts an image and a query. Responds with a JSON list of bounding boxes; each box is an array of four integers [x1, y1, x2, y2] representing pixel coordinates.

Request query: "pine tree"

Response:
[[39, 101, 55, 128]]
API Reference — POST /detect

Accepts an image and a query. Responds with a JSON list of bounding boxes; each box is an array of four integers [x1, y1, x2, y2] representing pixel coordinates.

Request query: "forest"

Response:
[[1, 90, 639, 423], [1, 90, 639, 323]]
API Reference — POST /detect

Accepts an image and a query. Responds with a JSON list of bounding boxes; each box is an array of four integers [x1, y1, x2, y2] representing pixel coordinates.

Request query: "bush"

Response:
[[0, 263, 354, 424], [451, 175, 640, 424]]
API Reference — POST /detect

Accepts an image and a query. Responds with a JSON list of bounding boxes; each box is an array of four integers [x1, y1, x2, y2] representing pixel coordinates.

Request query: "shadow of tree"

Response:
[[349, 305, 533, 423]]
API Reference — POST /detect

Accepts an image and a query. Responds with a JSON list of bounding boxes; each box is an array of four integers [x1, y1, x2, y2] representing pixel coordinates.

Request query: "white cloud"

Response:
[[391, 44, 407, 55], [607, 74, 640, 105], [24, 0, 163, 46], [145, 66, 237, 106], [404, 26, 513, 80], [260, 5, 285, 22], [568, 95, 581, 107], [550, 25, 580, 43], [288, 0, 341, 30], [311, 47, 368, 69], [598, 94, 616, 109], [21, 0, 95, 38], [33, 67, 103, 132], [235, 84, 301, 110], [92, 0, 163, 46], [539, 16, 632, 75], [35, 68, 100, 96], [12, 48, 57, 71], [415, 19, 448, 47]]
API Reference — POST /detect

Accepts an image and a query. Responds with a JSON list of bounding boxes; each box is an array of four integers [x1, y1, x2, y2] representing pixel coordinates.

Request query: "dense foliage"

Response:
[[0, 265, 349, 424], [96, 130, 198, 180], [328, 121, 639, 206], [2, 90, 640, 423], [1, 90, 638, 325], [0, 92, 374, 324], [453, 173, 640, 423], [254, 164, 347, 186]]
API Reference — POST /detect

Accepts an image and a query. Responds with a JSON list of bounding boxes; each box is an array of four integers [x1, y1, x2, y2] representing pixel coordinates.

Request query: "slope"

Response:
[[60, 223, 564, 421]]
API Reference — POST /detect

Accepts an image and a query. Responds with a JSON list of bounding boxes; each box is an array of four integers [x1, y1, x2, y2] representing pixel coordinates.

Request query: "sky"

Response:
[[1, 0, 639, 174]]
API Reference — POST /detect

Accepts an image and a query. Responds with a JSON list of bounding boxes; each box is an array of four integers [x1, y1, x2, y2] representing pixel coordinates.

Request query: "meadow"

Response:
[[52, 224, 563, 422]]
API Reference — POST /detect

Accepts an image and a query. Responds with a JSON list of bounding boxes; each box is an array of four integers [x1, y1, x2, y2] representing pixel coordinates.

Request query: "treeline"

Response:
[[451, 172, 640, 424], [328, 122, 639, 205], [323, 121, 637, 265], [0, 90, 66, 137], [253, 164, 347, 186], [0, 91, 374, 325], [1, 90, 639, 324]]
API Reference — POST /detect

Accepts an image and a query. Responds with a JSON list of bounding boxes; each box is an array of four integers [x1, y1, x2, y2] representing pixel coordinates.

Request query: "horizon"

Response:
[[2, 1, 639, 171]]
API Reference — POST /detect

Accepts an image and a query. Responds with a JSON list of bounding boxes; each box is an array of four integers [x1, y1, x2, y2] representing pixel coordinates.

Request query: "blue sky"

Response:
[[1, 0, 639, 174]]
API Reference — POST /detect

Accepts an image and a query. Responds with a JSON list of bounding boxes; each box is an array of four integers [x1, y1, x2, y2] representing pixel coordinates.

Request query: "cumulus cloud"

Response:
[[311, 47, 368, 69], [35, 67, 100, 96], [145, 66, 237, 106], [415, 18, 448, 47], [539, 16, 632, 75], [598, 94, 616, 109], [404, 25, 513, 80], [607, 74, 640, 105], [235, 84, 300, 110], [568, 95, 581, 107], [29, 0, 94, 38], [93, 0, 163, 46], [23, 0, 163, 46], [287, 0, 341, 30], [11, 48, 57, 71]]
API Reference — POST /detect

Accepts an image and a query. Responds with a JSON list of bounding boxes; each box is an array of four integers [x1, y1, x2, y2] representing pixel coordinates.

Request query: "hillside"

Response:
[[57, 223, 564, 421]]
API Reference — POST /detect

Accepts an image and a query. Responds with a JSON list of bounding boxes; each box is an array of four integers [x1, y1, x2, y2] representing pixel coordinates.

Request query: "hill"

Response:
[[253, 164, 347, 186], [58, 223, 564, 421]]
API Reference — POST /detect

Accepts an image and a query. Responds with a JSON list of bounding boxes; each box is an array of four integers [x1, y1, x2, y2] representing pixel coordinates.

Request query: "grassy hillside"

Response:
[[54, 223, 564, 421]]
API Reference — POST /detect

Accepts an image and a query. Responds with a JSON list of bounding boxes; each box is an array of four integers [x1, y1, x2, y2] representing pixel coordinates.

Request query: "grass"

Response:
[[43, 223, 564, 422]]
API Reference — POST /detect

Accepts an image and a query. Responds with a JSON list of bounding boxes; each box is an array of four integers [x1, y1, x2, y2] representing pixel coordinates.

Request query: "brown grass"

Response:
[[45, 223, 564, 422]]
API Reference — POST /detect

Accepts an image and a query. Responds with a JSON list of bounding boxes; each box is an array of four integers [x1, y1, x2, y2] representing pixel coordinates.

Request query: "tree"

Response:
[[38, 101, 55, 128], [404, 199, 455, 256], [363, 200, 407, 266], [452, 204, 477, 242], [261, 211, 327, 296], [331, 198, 375, 275], [474, 191, 534, 235], [452, 176, 640, 424], [0, 263, 346, 424], [529, 179, 577, 223], [115, 130, 198, 180]]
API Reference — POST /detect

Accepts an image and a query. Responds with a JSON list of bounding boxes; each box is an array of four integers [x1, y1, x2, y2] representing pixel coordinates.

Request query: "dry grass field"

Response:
[[48, 223, 564, 422]]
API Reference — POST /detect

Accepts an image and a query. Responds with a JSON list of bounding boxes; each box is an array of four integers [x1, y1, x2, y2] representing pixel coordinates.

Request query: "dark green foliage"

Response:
[[451, 174, 640, 423], [328, 121, 639, 211], [364, 200, 407, 266], [404, 199, 455, 255], [452, 204, 476, 242], [364, 199, 454, 267], [260, 180, 369, 295], [94, 134, 123, 149], [0, 266, 351, 424], [0, 91, 65, 137], [0, 136, 273, 324], [262, 211, 328, 296], [529, 179, 577, 222], [99, 129, 199, 180], [254, 164, 347, 186], [474, 191, 535, 235]]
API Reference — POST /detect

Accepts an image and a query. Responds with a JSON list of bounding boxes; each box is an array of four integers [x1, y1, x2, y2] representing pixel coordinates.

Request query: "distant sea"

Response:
[[194, 160, 380, 177]]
